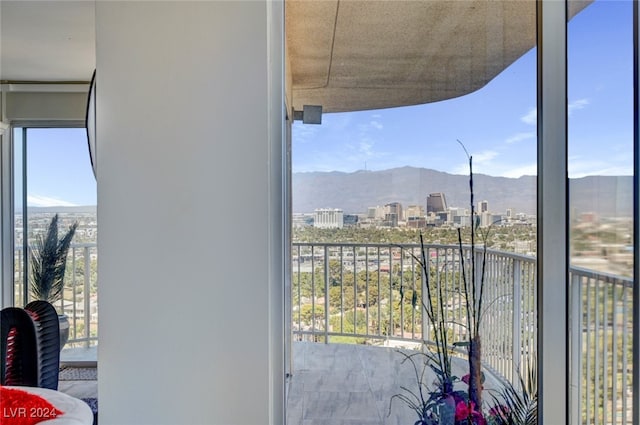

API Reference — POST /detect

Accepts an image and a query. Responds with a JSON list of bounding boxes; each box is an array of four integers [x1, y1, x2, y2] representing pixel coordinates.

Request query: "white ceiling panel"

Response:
[[1, 0, 95, 82]]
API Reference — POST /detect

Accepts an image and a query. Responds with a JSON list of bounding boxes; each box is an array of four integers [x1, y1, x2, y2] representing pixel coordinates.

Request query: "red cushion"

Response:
[[0, 386, 64, 425]]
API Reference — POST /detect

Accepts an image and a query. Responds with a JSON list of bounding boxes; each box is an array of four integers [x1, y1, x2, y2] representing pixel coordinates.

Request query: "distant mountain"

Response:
[[569, 175, 633, 218], [293, 166, 632, 217], [16, 206, 97, 214]]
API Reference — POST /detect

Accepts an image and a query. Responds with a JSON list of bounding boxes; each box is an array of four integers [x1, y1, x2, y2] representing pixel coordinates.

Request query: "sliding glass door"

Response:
[[12, 126, 98, 348]]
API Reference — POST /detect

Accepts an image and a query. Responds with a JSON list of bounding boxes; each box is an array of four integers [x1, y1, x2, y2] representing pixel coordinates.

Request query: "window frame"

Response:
[[0, 120, 86, 308]]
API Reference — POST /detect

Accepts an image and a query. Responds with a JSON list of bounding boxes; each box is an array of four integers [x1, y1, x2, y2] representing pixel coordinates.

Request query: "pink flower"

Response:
[[454, 400, 487, 425], [455, 400, 472, 421], [461, 373, 484, 390]]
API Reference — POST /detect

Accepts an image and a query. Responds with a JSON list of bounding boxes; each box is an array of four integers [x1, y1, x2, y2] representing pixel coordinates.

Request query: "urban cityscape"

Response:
[[295, 192, 532, 230], [293, 190, 632, 278]]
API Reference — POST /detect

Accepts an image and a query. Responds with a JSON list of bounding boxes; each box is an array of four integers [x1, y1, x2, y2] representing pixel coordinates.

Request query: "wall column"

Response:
[[96, 2, 284, 423]]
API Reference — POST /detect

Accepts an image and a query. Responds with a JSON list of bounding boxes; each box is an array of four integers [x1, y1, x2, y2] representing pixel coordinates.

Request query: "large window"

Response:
[[13, 126, 98, 348], [286, 1, 638, 424], [568, 1, 634, 423], [289, 2, 538, 423]]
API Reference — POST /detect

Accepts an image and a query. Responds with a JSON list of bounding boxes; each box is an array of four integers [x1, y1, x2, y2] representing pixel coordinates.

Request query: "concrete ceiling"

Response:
[[1, 1, 590, 111], [287, 0, 591, 113]]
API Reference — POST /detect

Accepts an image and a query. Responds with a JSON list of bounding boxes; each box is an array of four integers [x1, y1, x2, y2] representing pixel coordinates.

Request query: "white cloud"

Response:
[[502, 163, 537, 178], [450, 150, 498, 175], [359, 140, 374, 156], [28, 195, 77, 207], [453, 157, 539, 178], [451, 164, 469, 175], [519, 99, 588, 126], [292, 122, 319, 144], [505, 132, 535, 144], [568, 98, 589, 114], [472, 150, 498, 163], [521, 108, 537, 125], [568, 158, 632, 178], [369, 120, 383, 130]]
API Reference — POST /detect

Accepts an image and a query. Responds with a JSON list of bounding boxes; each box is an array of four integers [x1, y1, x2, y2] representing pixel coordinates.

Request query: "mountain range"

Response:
[[293, 166, 632, 217]]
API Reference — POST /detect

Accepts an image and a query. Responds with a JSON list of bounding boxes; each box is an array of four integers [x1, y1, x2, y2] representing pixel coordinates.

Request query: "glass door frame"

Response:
[[0, 120, 85, 309], [537, 1, 569, 422], [538, 1, 639, 423]]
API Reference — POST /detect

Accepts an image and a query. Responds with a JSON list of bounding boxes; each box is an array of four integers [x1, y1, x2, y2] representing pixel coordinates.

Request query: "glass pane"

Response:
[[288, 2, 537, 423], [14, 127, 98, 349], [13, 127, 25, 306], [568, 1, 634, 423]]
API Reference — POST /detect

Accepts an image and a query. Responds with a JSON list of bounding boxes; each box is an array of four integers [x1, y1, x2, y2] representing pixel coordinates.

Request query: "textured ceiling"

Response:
[[286, 0, 591, 113], [1, 1, 590, 113]]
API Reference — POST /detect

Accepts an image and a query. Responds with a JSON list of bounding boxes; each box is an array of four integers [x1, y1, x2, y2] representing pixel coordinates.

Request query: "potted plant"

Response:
[[29, 214, 78, 349], [391, 142, 538, 424]]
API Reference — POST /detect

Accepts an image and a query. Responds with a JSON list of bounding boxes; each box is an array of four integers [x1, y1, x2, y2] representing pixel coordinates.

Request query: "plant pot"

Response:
[[58, 314, 70, 350]]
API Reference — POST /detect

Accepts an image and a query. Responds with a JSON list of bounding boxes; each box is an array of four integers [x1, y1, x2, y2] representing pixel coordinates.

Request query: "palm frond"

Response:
[[29, 214, 78, 304], [490, 359, 538, 425]]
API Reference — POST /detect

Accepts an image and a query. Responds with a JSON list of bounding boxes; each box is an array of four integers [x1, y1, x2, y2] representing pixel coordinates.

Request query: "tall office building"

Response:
[[384, 202, 403, 227], [480, 211, 492, 227], [426, 193, 448, 213], [385, 202, 403, 220], [478, 200, 489, 213], [405, 205, 425, 219], [313, 208, 344, 229]]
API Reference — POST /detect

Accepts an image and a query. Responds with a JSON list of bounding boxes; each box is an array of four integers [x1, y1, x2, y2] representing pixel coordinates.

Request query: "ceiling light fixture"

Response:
[[293, 105, 322, 124]]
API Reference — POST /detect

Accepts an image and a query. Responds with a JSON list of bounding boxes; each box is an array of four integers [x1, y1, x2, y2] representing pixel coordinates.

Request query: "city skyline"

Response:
[[16, 0, 634, 208], [293, 0, 633, 181]]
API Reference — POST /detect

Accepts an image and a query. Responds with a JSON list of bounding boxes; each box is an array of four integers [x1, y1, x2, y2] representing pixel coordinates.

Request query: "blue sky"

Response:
[[293, 0, 634, 179], [16, 127, 96, 207], [20, 0, 633, 207]]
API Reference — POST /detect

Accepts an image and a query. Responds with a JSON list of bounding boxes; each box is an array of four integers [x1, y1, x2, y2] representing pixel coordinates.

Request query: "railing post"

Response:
[[324, 247, 330, 344], [512, 258, 522, 387], [422, 260, 428, 344], [569, 273, 581, 425], [84, 246, 91, 348], [474, 249, 483, 323]]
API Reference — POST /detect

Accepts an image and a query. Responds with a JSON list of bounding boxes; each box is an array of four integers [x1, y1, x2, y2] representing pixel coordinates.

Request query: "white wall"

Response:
[[96, 2, 283, 424], [4, 92, 87, 121]]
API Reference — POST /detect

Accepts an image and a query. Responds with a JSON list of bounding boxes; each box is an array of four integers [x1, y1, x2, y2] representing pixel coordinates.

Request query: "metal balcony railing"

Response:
[[292, 242, 633, 425], [571, 266, 633, 425], [14, 243, 98, 348], [12, 240, 634, 423]]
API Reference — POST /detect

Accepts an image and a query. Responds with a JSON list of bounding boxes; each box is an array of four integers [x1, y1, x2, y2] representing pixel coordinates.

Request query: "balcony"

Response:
[[291, 242, 633, 424], [14, 243, 98, 364], [14, 240, 632, 423]]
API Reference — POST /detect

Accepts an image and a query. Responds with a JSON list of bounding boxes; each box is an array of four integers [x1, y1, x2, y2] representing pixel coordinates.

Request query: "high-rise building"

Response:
[[384, 213, 399, 227], [384, 202, 403, 227], [478, 200, 489, 213], [368, 206, 386, 220], [292, 213, 314, 228], [405, 205, 424, 219], [385, 202, 403, 219], [343, 214, 359, 226], [480, 211, 492, 227], [426, 193, 447, 213], [313, 208, 344, 229], [407, 216, 426, 228]]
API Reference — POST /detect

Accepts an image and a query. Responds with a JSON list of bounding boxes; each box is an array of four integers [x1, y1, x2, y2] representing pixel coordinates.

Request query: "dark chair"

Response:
[[1, 307, 39, 387], [25, 301, 60, 390]]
